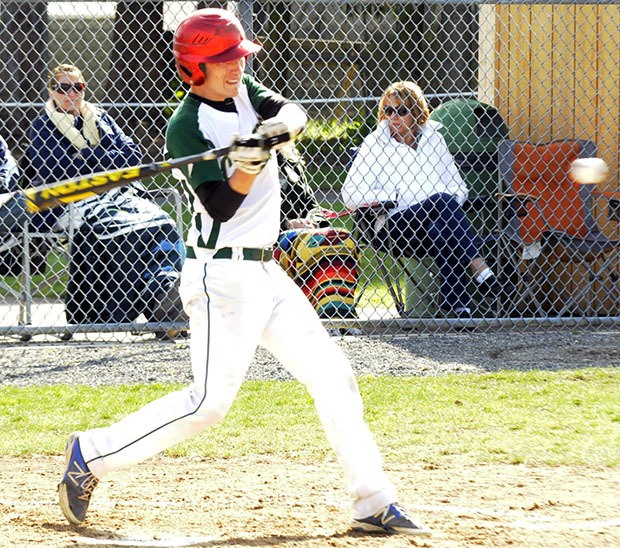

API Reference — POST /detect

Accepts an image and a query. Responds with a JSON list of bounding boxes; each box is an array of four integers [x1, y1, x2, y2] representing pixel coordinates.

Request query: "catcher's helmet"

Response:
[[173, 8, 261, 86]]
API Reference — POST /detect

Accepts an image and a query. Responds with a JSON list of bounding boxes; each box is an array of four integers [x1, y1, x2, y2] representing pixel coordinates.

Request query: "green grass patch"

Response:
[[1, 368, 618, 466], [306, 164, 348, 192], [297, 118, 368, 168], [0, 249, 69, 300]]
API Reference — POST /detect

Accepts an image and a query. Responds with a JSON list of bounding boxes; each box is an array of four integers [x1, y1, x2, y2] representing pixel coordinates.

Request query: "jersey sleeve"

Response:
[[243, 74, 288, 120], [165, 106, 224, 191]]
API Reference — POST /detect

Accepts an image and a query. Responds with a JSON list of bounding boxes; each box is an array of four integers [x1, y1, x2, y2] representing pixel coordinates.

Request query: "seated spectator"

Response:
[[25, 64, 146, 231], [24, 63, 186, 335], [342, 80, 498, 318]]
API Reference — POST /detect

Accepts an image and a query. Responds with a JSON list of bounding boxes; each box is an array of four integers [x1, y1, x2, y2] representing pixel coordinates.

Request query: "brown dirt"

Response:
[[1, 455, 619, 548]]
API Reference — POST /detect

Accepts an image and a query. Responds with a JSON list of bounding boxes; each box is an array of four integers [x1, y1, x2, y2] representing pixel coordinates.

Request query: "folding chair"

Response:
[[351, 201, 440, 318], [497, 139, 620, 316], [351, 199, 507, 319], [0, 214, 70, 340]]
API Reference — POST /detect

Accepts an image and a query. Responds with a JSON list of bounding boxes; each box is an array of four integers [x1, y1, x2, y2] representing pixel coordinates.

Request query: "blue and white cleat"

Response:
[[58, 432, 99, 525], [352, 502, 431, 536]]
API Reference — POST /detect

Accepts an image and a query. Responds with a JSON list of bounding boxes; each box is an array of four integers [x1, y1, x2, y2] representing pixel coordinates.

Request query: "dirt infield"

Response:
[[2, 331, 619, 546], [2, 454, 619, 547]]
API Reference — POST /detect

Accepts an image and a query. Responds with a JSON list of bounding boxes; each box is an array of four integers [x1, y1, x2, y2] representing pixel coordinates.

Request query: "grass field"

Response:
[[1, 367, 618, 467]]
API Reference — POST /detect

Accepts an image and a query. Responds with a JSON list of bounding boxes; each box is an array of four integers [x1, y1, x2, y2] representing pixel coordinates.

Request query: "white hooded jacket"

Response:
[[342, 119, 468, 215]]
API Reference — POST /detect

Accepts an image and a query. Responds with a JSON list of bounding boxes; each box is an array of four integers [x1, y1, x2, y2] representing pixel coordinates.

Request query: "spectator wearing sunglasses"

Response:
[[23, 64, 186, 336], [342, 81, 498, 318], [24, 64, 143, 231]]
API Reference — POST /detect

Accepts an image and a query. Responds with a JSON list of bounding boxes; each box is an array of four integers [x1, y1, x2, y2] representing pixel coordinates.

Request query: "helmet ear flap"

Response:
[[192, 73, 205, 86], [177, 62, 206, 86], [194, 63, 207, 85]]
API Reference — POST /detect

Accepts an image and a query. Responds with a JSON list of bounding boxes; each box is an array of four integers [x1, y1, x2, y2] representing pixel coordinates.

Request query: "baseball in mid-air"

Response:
[[569, 157, 609, 184]]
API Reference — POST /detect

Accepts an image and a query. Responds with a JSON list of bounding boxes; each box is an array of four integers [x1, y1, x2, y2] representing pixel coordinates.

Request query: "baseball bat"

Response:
[[22, 144, 232, 214]]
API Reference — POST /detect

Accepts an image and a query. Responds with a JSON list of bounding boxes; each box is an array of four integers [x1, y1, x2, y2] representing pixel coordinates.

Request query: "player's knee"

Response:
[[309, 365, 361, 403], [194, 401, 230, 426], [188, 387, 233, 426]]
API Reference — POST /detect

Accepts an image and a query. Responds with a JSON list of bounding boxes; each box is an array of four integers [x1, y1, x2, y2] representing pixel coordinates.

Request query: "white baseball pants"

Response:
[[79, 257, 397, 518]]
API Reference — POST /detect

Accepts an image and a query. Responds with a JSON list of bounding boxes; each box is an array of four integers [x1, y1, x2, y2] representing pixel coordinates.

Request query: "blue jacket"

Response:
[[25, 109, 143, 230]]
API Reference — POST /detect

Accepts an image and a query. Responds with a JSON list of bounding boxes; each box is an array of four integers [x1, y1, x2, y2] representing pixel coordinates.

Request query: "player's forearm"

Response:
[[228, 168, 259, 195], [195, 179, 247, 222]]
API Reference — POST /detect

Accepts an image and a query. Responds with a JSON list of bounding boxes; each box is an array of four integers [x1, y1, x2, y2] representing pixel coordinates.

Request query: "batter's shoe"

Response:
[[351, 502, 431, 536], [58, 432, 99, 525]]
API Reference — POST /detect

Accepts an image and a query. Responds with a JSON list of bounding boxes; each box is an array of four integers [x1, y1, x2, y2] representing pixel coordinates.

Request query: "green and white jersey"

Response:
[[166, 75, 281, 251]]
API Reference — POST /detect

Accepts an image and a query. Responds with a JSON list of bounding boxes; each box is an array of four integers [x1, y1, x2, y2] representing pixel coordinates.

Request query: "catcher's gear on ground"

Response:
[[173, 8, 261, 86], [275, 227, 359, 319], [228, 133, 271, 175]]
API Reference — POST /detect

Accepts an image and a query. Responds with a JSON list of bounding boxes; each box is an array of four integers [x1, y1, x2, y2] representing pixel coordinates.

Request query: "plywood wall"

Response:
[[479, 3, 619, 315], [481, 3, 619, 191]]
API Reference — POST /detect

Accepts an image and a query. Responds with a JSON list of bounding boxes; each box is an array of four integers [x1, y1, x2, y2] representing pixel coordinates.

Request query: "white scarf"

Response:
[[45, 99, 101, 150]]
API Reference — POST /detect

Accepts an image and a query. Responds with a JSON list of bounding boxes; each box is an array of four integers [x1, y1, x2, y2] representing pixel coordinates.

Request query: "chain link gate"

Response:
[[0, 0, 618, 342]]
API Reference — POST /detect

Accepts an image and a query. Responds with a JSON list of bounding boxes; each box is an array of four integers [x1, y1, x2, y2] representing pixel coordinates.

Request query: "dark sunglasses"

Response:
[[383, 105, 410, 117], [53, 82, 86, 94]]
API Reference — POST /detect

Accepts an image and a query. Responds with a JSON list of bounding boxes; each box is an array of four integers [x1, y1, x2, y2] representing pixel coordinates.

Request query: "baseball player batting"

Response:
[[57, 7, 430, 537]]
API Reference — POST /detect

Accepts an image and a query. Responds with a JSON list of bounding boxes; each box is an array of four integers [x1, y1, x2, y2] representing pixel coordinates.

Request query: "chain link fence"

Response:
[[0, 0, 618, 341]]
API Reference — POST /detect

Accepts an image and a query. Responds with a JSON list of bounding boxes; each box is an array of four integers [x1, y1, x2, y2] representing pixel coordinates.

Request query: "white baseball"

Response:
[[569, 157, 609, 184]]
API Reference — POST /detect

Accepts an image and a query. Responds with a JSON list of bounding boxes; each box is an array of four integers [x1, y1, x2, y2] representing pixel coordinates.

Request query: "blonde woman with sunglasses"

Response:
[[24, 64, 143, 231], [23, 64, 186, 334], [25, 64, 142, 231], [342, 81, 499, 318]]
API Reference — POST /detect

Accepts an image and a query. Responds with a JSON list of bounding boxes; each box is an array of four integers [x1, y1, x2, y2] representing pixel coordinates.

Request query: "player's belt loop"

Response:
[[230, 247, 244, 261]]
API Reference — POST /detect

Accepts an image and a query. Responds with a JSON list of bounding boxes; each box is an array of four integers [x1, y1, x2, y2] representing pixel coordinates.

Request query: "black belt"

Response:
[[186, 246, 273, 262]]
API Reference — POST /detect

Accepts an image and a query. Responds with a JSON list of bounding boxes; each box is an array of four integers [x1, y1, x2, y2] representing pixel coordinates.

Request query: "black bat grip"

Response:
[[263, 131, 291, 149], [234, 132, 290, 151]]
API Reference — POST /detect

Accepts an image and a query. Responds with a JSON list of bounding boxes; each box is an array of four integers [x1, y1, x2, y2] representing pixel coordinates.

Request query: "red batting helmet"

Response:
[[173, 8, 261, 86]]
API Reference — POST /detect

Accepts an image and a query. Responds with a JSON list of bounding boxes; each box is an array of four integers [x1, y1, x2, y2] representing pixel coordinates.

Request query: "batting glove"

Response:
[[257, 120, 292, 150], [229, 133, 271, 175]]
